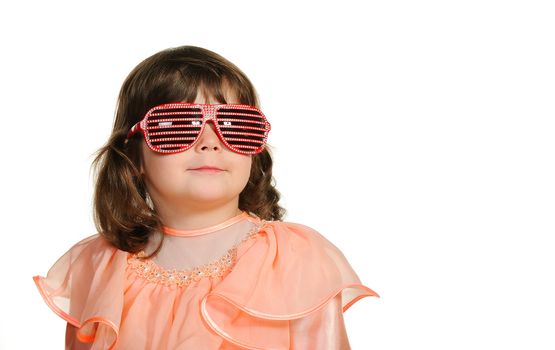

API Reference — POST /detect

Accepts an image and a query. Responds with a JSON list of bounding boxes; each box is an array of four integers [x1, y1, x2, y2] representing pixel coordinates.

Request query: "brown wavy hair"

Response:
[[91, 46, 286, 256]]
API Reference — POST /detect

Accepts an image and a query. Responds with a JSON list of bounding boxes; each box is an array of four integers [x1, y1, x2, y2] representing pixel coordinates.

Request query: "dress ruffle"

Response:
[[34, 220, 378, 350], [33, 234, 124, 349]]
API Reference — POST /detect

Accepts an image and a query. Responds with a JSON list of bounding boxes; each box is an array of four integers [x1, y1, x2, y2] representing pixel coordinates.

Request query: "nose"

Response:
[[195, 121, 223, 152]]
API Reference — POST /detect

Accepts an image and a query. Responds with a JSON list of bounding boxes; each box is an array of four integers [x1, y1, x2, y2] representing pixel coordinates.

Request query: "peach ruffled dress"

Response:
[[33, 212, 378, 349]]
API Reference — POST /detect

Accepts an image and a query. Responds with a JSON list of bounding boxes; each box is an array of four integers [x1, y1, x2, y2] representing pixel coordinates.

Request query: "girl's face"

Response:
[[140, 90, 252, 216]]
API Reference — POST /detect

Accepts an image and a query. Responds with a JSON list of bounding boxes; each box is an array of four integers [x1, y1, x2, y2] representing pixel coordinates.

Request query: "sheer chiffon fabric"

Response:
[[34, 213, 378, 349]]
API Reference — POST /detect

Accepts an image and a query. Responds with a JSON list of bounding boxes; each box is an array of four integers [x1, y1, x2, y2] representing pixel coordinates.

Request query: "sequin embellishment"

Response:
[[127, 220, 267, 287]]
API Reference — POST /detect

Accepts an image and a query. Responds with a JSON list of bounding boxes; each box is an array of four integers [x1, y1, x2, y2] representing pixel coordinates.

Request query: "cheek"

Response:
[[235, 156, 253, 185], [141, 149, 184, 183], [143, 159, 170, 185]]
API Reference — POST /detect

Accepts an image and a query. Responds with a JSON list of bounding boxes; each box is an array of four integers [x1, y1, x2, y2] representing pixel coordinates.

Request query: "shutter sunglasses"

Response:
[[127, 103, 271, 155]]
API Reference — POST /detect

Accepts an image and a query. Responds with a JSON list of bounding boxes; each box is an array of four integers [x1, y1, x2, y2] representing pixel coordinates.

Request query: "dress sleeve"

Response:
[[33, 234, 126, 350], [200, 220, 378, 349], [289, 293, 351, 350]]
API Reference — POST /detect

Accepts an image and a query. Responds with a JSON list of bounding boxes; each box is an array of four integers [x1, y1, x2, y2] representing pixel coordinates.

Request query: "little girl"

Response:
[[33, 45, 379, 350]]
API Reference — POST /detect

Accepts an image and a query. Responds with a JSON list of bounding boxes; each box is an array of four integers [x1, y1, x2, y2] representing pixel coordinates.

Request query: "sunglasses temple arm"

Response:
[[126, 121, 143, 139]]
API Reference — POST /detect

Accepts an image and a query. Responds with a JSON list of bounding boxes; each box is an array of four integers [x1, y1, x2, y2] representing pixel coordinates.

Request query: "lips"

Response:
[[189, 166, 225, 171]]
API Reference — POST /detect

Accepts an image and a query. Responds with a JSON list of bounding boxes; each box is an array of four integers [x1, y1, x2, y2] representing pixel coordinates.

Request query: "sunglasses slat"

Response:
[[149, 130, 200, 136], [147, 117, 202, 123], [220, 132, 265, 141], [216, 120, 267, 128], [217, 109, 261, 115], [155, 144, 194, 149], [151, 110, 201, 114], [217, 114, 265, 122], [150, 136, 198, 142], [147, 123, 202, 131], [228, 144, 260, 150], [148, 114, 202, 122], [218, 130, 266, 138], [224, 139, 264, 145], [218, 124, 268, 132], [150, 109, 202, 115]]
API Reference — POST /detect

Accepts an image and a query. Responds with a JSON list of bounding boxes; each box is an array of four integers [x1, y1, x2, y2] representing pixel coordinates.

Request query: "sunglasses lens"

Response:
[[216, 107, 270, 154], [145, 106, 203, 153]]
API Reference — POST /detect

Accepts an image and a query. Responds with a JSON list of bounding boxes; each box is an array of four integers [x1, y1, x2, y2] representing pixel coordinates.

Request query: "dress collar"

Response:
[[161, 211, 251, 237]]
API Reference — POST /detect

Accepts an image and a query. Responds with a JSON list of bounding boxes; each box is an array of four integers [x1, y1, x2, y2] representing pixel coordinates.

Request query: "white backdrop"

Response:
[[1, 0, 554, 349]]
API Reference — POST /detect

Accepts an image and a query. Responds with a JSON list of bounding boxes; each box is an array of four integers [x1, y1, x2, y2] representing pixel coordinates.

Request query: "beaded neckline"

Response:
[[127, 219, 268, 287]]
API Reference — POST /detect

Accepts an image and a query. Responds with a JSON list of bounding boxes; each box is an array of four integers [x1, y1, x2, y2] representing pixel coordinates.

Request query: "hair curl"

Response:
[[91, 46, 286, 256]]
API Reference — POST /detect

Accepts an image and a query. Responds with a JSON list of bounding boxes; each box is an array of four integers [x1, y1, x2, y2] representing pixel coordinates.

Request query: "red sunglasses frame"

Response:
[[126, 103, 271, 155]]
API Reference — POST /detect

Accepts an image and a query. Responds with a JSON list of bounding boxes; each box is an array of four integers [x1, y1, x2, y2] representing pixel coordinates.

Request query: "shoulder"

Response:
[[261, 220, 349, 261], [56, 234, 121, 265], [37, 233, 126, 291], [70, 233, 114, 251], [247, 219, 360, 288], [201, 219, 378, 348], [263, 219, 333, 241]]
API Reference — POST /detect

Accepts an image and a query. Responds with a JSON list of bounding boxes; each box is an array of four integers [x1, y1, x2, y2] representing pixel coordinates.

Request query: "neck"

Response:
[[156, 203, 244, 232]]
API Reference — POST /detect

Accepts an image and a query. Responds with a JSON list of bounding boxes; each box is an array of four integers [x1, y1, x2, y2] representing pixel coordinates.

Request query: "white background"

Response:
[[1, 0, 554, 349]]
